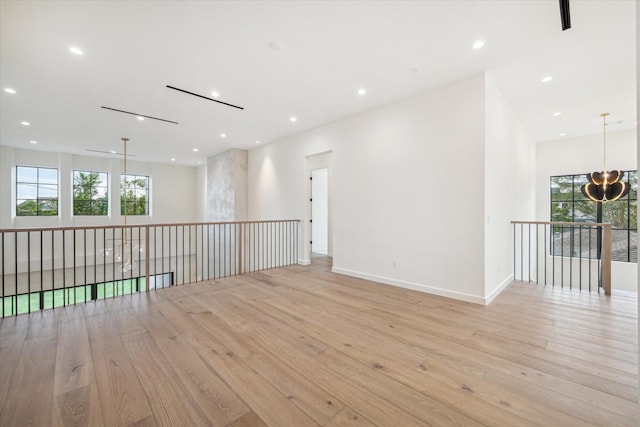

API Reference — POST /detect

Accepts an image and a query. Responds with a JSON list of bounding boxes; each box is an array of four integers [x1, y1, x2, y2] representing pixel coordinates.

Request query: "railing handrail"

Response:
[[0, 219, 301, 234], [512, 220, 611, 295], [511, 220, 612, 227]]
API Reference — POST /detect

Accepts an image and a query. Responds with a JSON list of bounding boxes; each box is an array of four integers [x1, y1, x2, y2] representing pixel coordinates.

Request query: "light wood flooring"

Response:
[[0, 256, 637, 426]]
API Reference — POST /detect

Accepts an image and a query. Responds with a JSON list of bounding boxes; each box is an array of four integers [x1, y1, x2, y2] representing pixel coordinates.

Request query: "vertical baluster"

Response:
[[14, 231, 18, 315], [535, 224, 540, 283], [1, 232, 4, 317], [560, 225, 564, 288], [40, 230, 43, 311], [519, 223, 523, 282], [73, 229, 77, 304], [552, 225, 555, 287], [579, 225, 582, 291], [544, 224, 547, 285], [589, 225, 592, 292], [569, 225, 573, 290], [27, 231, 31, 313]]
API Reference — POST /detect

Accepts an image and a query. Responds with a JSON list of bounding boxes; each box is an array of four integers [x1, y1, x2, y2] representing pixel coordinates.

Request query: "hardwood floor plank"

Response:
[[227, 410, 268, 427], [324, 407, 376, 427], [86, 314, 154, 425], [137, 311, 250, 426], [53, 383, 104, 427], [53, 315, 94, 397], [0, 335, 57, 426], [0, 314, 30, 411]]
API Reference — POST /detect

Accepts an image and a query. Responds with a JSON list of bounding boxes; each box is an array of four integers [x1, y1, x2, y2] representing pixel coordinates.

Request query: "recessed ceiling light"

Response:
[[193, 148, 199, 152], [559, 132, 567, 136], [472, 40, 485, 49], [211, 91, 220, 98], [552, 112, 561, 117], [220, 133, 227, 138], [256, 140, 261, 144], [170, 158, 176, 162], [290, 116, 297, 123], [136, 116, 145, 121], [20, 121, 30, 126], [357, 88, 367, 96], [4, 88, 16, 94], [110, 150, 116, 154], [69, 46, 83, 55], [29, 140, 37, 144], [542, 76, 553, 83]]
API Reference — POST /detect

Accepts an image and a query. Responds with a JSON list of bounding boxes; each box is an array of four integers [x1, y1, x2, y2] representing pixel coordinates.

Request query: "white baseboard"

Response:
[[298, 258, 311, 266], [331, 266, 487, 305], [484, 274, 513, 305]]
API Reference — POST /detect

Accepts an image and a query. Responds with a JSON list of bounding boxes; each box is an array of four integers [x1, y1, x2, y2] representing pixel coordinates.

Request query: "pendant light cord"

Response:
[[601, 112, 608, 174]]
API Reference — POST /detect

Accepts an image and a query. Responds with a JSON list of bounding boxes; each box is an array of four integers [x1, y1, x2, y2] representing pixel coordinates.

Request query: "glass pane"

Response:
[[574, 174, 589, 200], [603, 201, 628, 229], [38, 184, 58, 198], [16, 166, 37, 182], [627, 170, 637, 200], [550, 176, 574, 201], [630, 200, 637, 230], [611, 229, 630, 262], [16, 200, 37, 216], [16, 183, 37, 199], [74, 200, 91, 215], [573, 201, 597, 222], [551, 201, 573, 222], [38, 200, 58, 216], [39, 168, 58, 184]]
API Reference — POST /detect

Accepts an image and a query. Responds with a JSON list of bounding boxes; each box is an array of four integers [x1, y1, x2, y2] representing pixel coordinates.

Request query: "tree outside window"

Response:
[[73, 171, 108, 215], [16, 166, 58, 216], [121, 174, 149, 215]]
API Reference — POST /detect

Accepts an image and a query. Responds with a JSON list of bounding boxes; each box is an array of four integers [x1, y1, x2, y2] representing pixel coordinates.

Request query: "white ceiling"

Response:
[[0, 0, 636, 166]]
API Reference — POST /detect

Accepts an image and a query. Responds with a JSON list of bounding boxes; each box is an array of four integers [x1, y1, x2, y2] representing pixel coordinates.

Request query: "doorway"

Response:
[[311, 168, 328, 255]]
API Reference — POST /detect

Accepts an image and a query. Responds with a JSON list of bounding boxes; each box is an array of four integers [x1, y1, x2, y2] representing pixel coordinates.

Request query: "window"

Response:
[[73, 170, 108, 215], [121, 174, 149, 215], [16, 166, 58, 216], [550, 171, 637, 262]]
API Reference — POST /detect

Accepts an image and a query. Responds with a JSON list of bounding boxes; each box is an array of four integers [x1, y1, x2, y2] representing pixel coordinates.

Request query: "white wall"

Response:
[[484, 75, 536, 302], [249, 74, 503, 303], [536, 128, 638, 292], [0, 146, 198, 229]]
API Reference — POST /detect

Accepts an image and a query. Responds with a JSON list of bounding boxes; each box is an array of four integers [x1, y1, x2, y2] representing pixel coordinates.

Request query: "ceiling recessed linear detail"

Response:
[[166, 85, 244, 110], [86, 149, 136, 157], [100, 106, 179, 124]]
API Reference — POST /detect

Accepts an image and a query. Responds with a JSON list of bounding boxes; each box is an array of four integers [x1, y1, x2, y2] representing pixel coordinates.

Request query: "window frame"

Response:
[[550, 170, 637, 263], [73, 170, 109, 216], [120, 173, 150, 216], [15, 166, 59, 217]]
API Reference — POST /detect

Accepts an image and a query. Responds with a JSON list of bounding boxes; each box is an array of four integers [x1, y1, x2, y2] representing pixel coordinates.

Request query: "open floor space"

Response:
[[0, 257, 637, 426]]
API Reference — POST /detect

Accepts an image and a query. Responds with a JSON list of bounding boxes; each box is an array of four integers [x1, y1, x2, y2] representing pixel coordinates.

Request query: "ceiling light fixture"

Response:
[[69, 46, 83, 55], [136, 116, 145, 121], [29, 140, 37, 144], [193, 148, 199, 152], [256, 140, 261, 145], [290, 116, 297, 123], [4, 88, 16, 94], [220, 133, 227, 138], [211, 91, 220, 98], [170, 158, 176, 162], [357, 88, 367, 96], [552, 112, 561, 117], [580, 113, 629, 204], [559, 132, 567, 136], [20, 121, 30, 126], [542, 76, 553, 83], [472, 40, 485, 49]]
